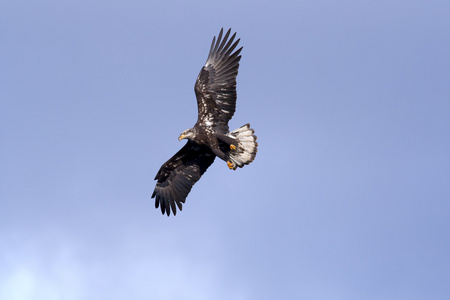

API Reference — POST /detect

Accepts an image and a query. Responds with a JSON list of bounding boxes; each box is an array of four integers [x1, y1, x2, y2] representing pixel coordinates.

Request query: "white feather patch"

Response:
[[227, 123, 258, 168]]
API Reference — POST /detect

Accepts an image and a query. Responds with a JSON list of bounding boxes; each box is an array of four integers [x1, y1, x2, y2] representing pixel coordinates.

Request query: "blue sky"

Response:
[[1, 1, 450, 299]]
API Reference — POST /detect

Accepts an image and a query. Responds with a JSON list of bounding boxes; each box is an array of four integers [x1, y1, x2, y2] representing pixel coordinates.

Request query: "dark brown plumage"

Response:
[[152, 28, 258, 216]]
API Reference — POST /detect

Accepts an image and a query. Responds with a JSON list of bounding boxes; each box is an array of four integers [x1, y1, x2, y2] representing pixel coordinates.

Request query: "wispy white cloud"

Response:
[[0, 228, 247, 300]]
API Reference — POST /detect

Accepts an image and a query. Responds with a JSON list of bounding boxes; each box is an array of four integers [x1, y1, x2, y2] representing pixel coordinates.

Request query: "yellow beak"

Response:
[[178, 134, 185, 141]]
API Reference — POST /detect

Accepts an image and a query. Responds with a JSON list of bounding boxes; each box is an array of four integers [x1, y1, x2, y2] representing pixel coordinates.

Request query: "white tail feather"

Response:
[[227, 123, 258, 170]]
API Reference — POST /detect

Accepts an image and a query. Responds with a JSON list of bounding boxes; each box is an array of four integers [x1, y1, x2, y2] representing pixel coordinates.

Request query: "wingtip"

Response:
[[162, 205, 170, 216]]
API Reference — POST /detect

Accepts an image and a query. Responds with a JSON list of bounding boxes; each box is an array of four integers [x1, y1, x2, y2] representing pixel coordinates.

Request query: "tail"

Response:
[[227, 123, 258, 170]]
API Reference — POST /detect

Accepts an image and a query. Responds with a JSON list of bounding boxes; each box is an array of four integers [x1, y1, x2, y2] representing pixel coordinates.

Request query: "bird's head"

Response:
[[178, 128, 196, 141]]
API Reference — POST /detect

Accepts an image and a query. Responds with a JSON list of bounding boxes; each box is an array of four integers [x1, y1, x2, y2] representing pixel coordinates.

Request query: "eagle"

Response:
[[152, 28, 258, 216]]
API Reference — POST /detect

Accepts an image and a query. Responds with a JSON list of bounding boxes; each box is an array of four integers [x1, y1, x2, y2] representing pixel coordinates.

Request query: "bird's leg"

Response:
[[211, 147, 235, 170], [215, 133, 238, 151]]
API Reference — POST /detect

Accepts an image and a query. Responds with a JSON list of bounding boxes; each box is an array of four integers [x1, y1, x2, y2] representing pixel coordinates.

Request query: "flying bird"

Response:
[[152, 28, 258, 216]]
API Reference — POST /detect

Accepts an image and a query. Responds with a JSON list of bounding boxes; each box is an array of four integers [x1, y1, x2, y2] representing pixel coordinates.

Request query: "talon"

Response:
[[227, 161, 234, 169], [230, 144, 236, 150]]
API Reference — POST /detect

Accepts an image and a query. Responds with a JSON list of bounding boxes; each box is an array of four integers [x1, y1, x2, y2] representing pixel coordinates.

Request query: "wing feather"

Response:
[[194, 28, 243, 132], [152, 141, 216, 216]]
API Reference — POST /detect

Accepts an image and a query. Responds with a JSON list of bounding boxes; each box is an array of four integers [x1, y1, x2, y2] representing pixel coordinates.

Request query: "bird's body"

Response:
[[152, 28, 258, 216]]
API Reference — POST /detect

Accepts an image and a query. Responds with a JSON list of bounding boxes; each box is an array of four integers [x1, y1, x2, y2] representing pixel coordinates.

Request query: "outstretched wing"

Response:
[[152, 141, 216, 216], [194, 28, 243, 133]]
